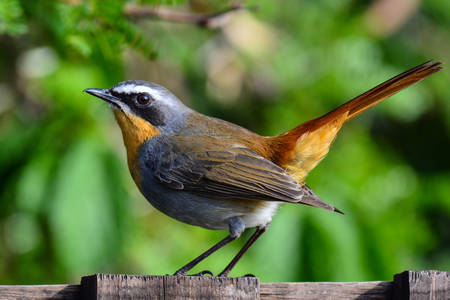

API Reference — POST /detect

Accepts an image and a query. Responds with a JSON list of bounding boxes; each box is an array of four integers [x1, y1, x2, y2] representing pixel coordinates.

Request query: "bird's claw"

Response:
[[190, 270, 214, 277], [173, 269, 214, 276], [173, 270, 186, 276]]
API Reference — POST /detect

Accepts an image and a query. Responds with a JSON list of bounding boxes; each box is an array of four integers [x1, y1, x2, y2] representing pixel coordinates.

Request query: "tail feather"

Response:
[[289, 61, 442, 136], [270, 61, 442, 183], [300, 184, 344, 214], [329, 61, 442, 123]]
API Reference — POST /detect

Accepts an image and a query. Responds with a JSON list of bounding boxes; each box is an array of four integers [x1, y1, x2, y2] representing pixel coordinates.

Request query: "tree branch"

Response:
[[123, 4, 248, 29]]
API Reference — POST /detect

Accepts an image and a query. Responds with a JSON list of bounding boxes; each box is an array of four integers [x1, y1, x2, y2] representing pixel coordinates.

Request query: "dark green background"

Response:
[[0, 0, 449, 284]]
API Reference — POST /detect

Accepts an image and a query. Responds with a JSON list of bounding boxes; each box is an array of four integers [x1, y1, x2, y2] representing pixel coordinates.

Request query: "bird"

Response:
[[84, 61, 442, 277]]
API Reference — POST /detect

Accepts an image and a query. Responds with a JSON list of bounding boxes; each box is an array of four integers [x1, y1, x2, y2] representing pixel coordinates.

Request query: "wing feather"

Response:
[[149, 136, 304, 202]]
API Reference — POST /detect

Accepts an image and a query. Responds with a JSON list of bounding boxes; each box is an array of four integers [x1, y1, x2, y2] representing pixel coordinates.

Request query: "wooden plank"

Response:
[[393, 270, 450, 300], [1, 270, 448, 299], [81, 274, 164, 300], [260, 281, 393, 300], [0, 284, 80, 300], [80, 274, 260, 300], [164, 275, 260, 299]]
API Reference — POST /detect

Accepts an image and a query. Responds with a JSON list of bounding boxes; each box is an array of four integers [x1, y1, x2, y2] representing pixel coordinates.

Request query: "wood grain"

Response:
[[164, 275, 260, 299], [0, 270, 448, 299], [81, 274, 259, 300], [260, 281, 393, 300], [0, 284, 79, 300], [394, 270, 450, 300], [81, 274, 164, 300]]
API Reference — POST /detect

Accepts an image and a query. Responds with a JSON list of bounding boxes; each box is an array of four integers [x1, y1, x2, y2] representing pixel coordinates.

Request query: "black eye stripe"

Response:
[[109, 84, 167, 127], [110, 90, 153, 103]]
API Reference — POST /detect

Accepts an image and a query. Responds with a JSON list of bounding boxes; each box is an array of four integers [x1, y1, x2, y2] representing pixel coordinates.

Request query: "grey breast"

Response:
[[136, 135, 256, 230]]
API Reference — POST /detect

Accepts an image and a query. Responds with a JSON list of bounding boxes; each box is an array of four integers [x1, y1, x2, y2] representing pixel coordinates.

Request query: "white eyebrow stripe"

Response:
[[111, 84, 176, 108], [112, 84, 162, 97]]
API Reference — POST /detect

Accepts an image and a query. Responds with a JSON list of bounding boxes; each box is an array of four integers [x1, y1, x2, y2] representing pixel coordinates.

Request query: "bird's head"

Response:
[[85, 80, 189, 131], [84, 80, 190, 178]]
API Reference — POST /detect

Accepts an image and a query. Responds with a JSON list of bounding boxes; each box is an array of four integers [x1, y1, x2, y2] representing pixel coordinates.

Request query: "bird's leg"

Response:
[[218, 223, 270, 277], [174, 216, 245, 276], [174, 235, 234, 276]]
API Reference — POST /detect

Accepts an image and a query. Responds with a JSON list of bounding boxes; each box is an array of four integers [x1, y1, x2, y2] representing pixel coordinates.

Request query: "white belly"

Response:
[[241, 202, 280, 228]]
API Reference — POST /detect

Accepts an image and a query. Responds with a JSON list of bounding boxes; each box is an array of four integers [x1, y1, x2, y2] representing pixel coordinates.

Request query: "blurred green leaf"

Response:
[[48, 136, 118, 275], [0, 0, 27, 35]]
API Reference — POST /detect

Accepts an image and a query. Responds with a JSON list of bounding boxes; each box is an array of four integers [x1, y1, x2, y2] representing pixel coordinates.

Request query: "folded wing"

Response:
[[145, 136, 341, 213], [150, 137, 303, 202]]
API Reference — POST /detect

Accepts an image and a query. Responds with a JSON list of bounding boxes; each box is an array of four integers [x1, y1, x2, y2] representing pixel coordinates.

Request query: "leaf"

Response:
[[48, 137, 118, 275], [0, 0, 27, 35]]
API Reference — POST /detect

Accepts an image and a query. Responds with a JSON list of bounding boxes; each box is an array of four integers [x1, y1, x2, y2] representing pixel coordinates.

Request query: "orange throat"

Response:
[[113, 110, 161, 186]]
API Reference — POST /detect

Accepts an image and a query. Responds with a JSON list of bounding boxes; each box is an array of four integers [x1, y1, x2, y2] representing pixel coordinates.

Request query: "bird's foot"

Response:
[[174, 266, 214, 276], [173, 270, 185, 276], [189, 270, 214, 277]]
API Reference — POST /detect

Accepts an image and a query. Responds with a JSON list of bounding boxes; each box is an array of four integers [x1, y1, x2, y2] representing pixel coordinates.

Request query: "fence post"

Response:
[[80, 274, 260, 300], [393, 270, 450, 300]]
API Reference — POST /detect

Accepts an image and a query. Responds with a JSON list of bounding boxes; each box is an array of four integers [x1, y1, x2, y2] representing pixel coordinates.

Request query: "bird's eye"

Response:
[[136, 94, 151, 106]]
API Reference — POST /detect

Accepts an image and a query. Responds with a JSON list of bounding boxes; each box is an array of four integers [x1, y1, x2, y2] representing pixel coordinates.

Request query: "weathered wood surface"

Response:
[[0, 284, 79, 300], [394, 270, 450, 300], [0, 270, 448, 299], [260, 281, 393, 300], [81, 273, 259, 300]]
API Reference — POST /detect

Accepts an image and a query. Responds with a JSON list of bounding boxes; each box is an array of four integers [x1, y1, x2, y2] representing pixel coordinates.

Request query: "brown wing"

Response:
[[149, 136, 342, 213], [151, 136, 304, 202], [270, 61, 442, 182]]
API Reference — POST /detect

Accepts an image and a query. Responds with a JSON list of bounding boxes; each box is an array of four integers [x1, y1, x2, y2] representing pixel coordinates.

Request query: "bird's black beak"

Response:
[[84, 88, 121, 109]]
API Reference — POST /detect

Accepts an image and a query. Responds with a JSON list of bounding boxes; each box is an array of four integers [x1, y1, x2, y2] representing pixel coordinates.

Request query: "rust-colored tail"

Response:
[[318, 61, 442, 123], [270, 61, 442, 182]]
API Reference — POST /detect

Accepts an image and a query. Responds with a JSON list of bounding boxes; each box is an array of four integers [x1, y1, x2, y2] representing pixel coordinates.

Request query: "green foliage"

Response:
[[0, 0, 449, 284], [16, 0, 156, 77], [0, 0, 27, 35]]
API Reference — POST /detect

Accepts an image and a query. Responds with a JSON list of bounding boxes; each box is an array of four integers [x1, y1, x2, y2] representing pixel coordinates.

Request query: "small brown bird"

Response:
[[85, 61, 442, 277]]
